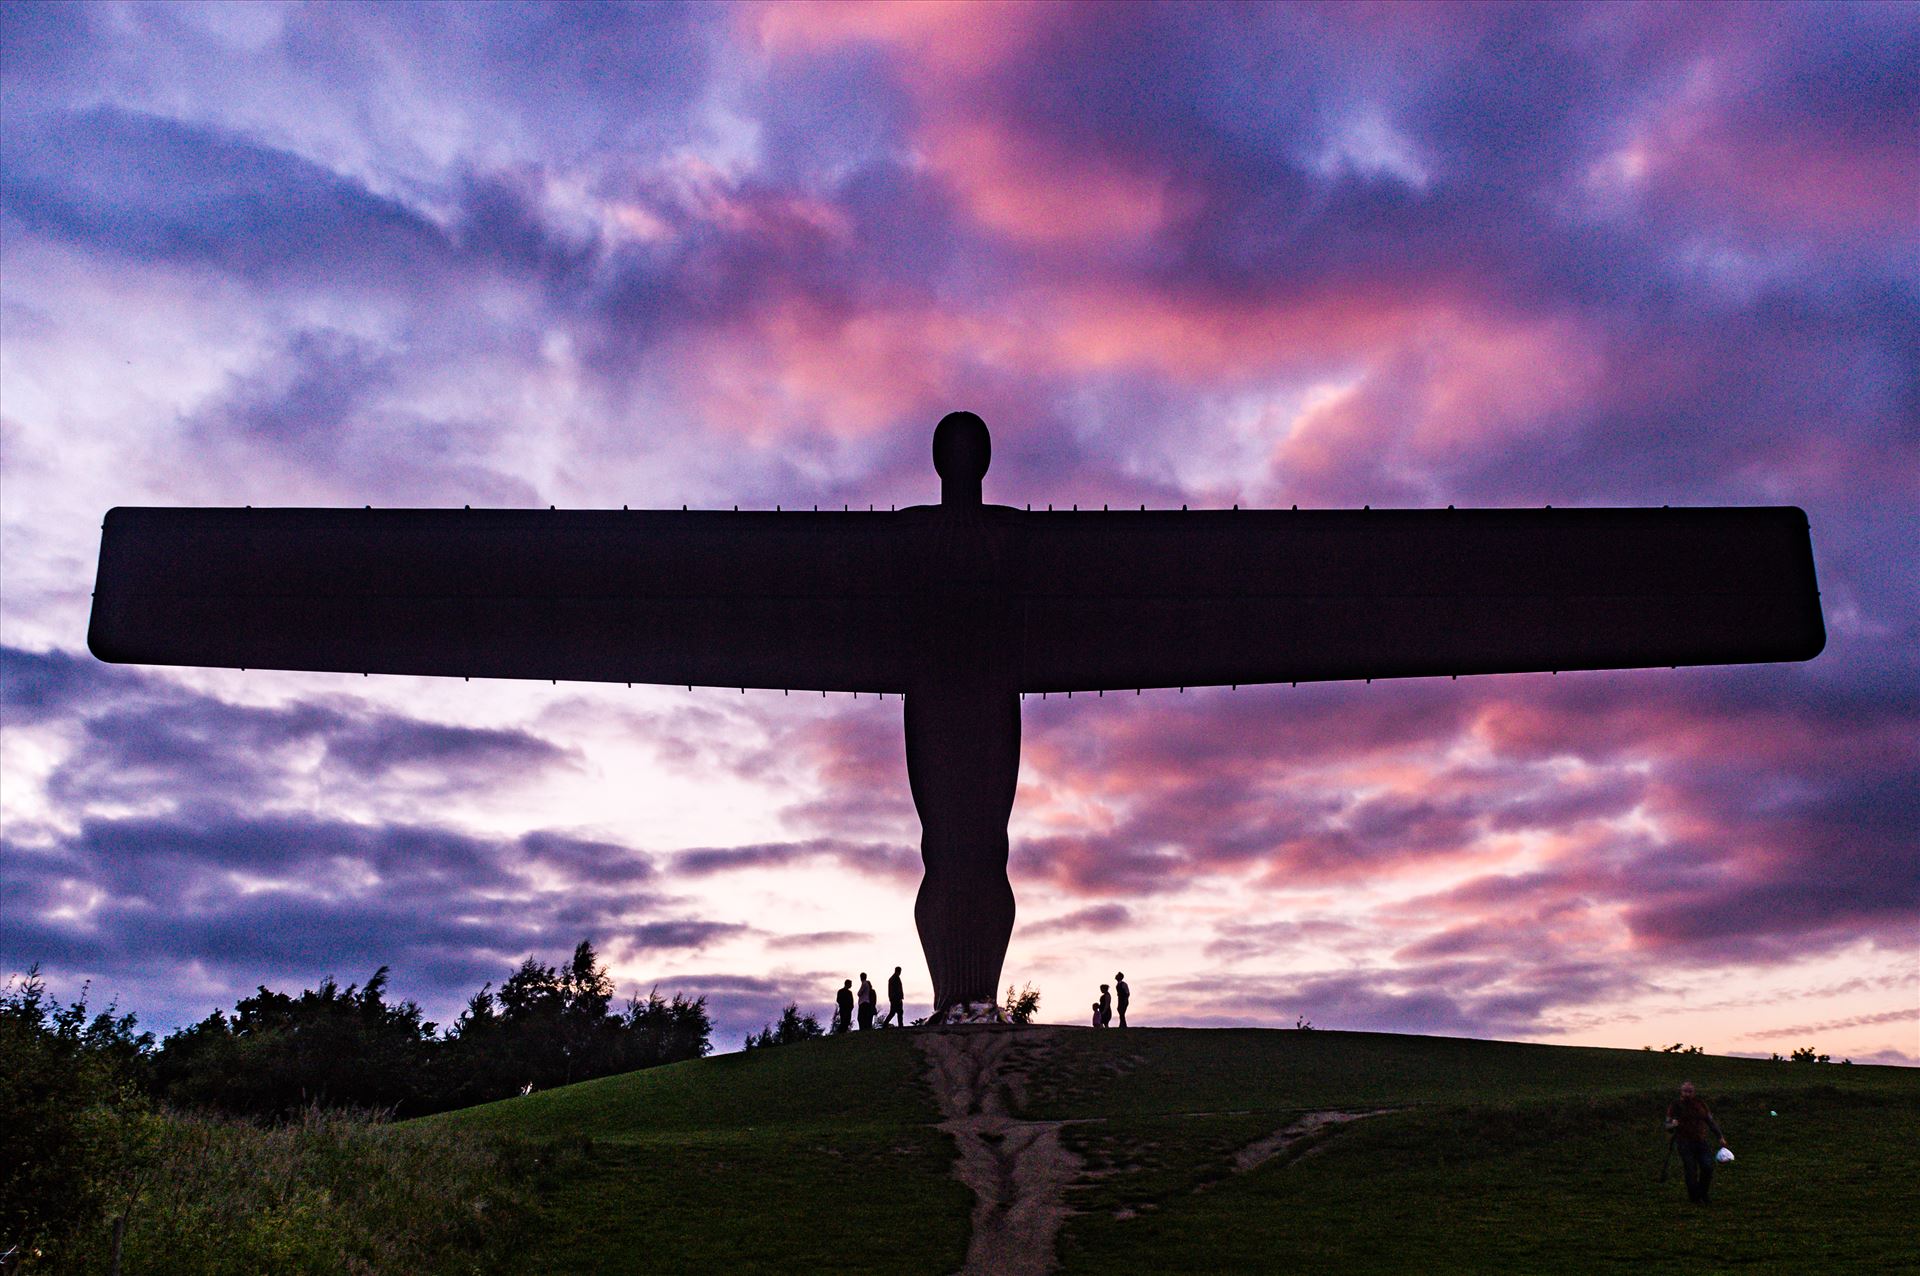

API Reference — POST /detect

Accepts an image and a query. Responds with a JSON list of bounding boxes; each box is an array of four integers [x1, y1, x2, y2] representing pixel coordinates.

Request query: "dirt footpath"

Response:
[[916, 1027, 1390, 1274], [916, 1027, 1081, 1276]]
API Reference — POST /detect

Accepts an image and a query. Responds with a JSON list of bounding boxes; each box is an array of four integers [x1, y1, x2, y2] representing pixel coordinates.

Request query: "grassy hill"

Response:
[[429, 1026, 1919, 1274]]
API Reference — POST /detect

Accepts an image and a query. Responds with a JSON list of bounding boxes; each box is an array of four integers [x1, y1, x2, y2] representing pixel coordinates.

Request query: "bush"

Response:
[[40, 1107, 570, 1276], [0, 967, 155, 1271], [148, 940, 712, 1118], [2, 967, 583, 1275], [1003, 983, 1041, 1025], [153, 968, 436, 1120], [744, 1003, 826, 1050]]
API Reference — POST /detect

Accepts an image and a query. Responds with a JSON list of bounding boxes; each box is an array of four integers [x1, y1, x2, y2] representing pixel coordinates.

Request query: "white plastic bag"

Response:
[[1716, 1146, 1735, 1163]]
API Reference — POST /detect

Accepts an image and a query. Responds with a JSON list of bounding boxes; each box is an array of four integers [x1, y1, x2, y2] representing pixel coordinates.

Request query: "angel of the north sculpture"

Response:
[[89, 411, 1824, 1021]]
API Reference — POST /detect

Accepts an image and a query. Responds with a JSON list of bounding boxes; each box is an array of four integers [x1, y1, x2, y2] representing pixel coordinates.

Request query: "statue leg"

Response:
[[903, 684, 1019, 1018]]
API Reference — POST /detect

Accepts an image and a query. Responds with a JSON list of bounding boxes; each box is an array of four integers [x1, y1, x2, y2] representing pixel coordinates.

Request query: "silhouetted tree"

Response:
[[29, 942, 711, 1125], [621, 987, 713, 1069], [153, 967, 437, 1119], [431, 941, 711, 1105], [744, 1002, 825, 1050], [1003, 982, 1041, 1024]]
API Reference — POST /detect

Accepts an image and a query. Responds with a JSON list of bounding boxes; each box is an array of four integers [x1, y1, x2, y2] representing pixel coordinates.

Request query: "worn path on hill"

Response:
[[915, 1026, 1388, 1275], [917, 1027, 1082, 1276]]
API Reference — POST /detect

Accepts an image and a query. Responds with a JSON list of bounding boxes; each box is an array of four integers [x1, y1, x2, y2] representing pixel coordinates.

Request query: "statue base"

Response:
[[927, 1000, 1007, 1026]]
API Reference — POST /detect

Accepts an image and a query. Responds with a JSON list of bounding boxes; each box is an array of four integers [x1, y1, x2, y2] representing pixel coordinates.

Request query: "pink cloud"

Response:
[[744, 0, 1043, 76], [1596, 69, 1919, 240]]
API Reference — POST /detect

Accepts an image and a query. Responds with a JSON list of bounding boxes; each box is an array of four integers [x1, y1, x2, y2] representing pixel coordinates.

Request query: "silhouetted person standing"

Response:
[[857, 972, 877, 1030], [1664, 1081, 1727, 1204], [883, 966, 905, 1027], [835, 979, 854, 1035], [1114, 973, 1129, 1027], [1097, 984, 1112, 1028]]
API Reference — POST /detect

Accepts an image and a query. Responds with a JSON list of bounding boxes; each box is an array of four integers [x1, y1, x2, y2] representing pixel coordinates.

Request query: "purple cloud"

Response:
[[1, 2, 1913, 1061]]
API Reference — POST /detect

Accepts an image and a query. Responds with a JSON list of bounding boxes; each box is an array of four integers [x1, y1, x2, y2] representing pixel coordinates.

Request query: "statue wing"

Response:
[[89, 507, 913, 691], [1014, 507, 1823, 692], [90, 504, 1824, 695]]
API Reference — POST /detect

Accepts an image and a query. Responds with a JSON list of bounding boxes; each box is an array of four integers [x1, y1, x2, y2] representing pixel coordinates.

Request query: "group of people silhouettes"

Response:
[[833, 967, 906, 1032], [1092, 972, 1129, 1027], [829, 968, 1135, 1030]]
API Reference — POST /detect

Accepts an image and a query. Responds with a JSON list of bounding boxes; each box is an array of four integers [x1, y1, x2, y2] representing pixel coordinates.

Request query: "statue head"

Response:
[[933, 411, 990, 505]]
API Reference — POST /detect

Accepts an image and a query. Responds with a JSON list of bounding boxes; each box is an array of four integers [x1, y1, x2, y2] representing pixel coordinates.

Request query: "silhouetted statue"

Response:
[[87, 411, 1825, 1023], [883, 966, 905, 1028]]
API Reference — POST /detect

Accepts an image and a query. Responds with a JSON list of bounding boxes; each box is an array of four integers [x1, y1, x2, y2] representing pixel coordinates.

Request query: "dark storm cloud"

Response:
[[764, 930, 869, 949], [519, 831, 656, 886], [192, 329, 393, 450], [0, 0, 720, 182], [1, 808, 698, 1031], [1012, 835, 1191, 897], [180, 324, 543, 505], [2, 645, 573, 811], [307, 0, 721, 163], [0, 646, 673, 1026], [1024, 903, 1132, 936], [672, 838, 917, 881], [0, 107, 449, 284], [0, 1, 89, 95], [0, 644, 150, 725], [626, 920, 750, 950], [326, 717, 572, 781], [1013, 656, 1919, 972], [0, 104, 625, 325]]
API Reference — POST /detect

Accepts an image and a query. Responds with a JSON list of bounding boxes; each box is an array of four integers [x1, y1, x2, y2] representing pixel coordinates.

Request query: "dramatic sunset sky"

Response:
[[2, 1, 1914, 1061]]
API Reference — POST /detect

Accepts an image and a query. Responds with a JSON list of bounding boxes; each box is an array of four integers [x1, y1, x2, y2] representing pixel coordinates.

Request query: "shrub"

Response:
[[0, 967, 155, 1271], [148, 940, 712, 1118], [744, 1002, 826, 1050], [1003, 983, 1041, 1024], [42, 1107, 569, 1276]]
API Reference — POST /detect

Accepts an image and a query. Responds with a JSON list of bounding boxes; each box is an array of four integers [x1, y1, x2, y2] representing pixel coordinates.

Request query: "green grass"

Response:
[[428, 1030, 970, 1275], [1022, 1026, 1904, 1116], [1056, 1086, 1920, 1274], [428, 1027, 1918, 1274]]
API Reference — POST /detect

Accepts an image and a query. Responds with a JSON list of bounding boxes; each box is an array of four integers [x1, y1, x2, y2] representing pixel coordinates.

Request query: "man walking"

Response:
[[857, 972, 877, 1030], [1114, 972, 1130, 1028], [882, 966, 906, 1027], [1664, 1081, 1728, 1204], [835, 979, 855, 1034]]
